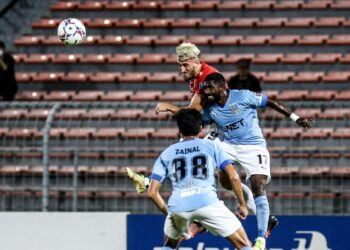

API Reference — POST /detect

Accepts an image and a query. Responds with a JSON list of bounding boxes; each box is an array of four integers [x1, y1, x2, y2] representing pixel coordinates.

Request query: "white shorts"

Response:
[[219, 142, 271, 183], [164, 201, 242, 240]]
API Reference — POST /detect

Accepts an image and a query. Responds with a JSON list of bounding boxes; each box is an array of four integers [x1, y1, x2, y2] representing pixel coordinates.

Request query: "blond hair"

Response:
[[176, 42, 200, 62]]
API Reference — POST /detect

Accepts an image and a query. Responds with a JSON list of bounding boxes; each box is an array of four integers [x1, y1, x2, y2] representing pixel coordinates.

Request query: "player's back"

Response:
[[152, 138, 230, 212]]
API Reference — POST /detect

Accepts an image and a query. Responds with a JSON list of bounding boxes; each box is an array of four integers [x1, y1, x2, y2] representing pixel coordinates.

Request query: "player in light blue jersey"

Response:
[[148, 109, 254, 250], [200, 73, 314, 250]]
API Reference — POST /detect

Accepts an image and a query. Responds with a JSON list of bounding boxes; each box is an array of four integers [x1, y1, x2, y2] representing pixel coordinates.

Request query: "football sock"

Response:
[[242, 183, 256, 214], [241, 247, 254, 250], [255, 195, 269, 238], [160, 247, 175, 250]]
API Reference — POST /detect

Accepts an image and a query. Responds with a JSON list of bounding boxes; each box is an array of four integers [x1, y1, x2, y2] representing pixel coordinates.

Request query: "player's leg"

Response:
[[163, 213, 190, 248], [226, 226, 254, 250]]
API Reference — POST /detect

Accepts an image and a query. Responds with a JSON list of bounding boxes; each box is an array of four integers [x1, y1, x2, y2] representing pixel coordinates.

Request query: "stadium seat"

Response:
[[49, 128, 68, 138], [139, 110, 170, 120], [160, 1, 189, 10], [270, 35, 300, 45], [89, 72, 120, 83], [189, 1, 218, 10], [122, 128, 155, 139], [147, 72, 177, 83], [14, 36, 44, 45], [15, 91, 44, 101], [262, 90, 279, 98], [339, 54, 350, 63], [13, 53, 26, 63], [99, 35, 125, 45], [292, 72, 324, 83], [81, 54, 110, 64], [274, 1, 303, 10], [86, 18, 115, 28], [271, 166, 300, 177], [270, 128, 303, 139], [327, 35, 350, 45], [72, 91, 104, 101], [330, 167, 350, 177], [298, 35, 329, 45], [51, 54, 82, 63], [171, 18, 201, 28], [50, 1, 78, 11], [100, 91, 133, 101], [335, 90, 350, 100], [61, 72, 89, 82], [0, 109, 28, 119], [284, 18, 315, 27], [223, 54, 254, 64], [259, 110, 285, 120], [331, 1, 350, 9], [253, 54, 283, 64], [82, 35, 101, 45], [41, 36, 61, 45], [143, 18, 173, 28], [294, 108, 322, 119], [109, 54, 138, 64], [263, 72, 293, 83], [302, 1, 331, 10], [245, 1, 274, 10], [33, 72, 64, 82], [307, 90, 337, 100], [314, 17, 345, 27], [15, 72, 35, 83], [299, 167, 330, 177], [23, 54, 54, 64], [240, 35, 271, 45], [313, 152, 341, 159], [200, 53, 225, 64], [186, 35, 214, 45], [118, 72, 149, 83], [281, 53, 311, 63], [228, 18, 259, 28], [65, 128, 96, 138], [155, 35, 186, 46], [5, 128, 39, 138], [129, 91, 162, 101], [82, 109, 115, 120], [133, 1, 160, 10], [257, 18, 287, 28], [323, 71, 350, 83], [56, 109, 88, 119], [200, 18, 230, 28], [319, 109, 349, 119], [137, 53, 167, 64], [77, 1, 106, 10], [212, 35, 242, 46], [104, 1, 132, 10], [218, 1, 245, 10], [159, 91, 191, 101], [127, 35, 157, 45], [26, 109, 50, 120], [43, 91, 75, 101], [310, 53, 341, 64], [332, 128, 350, 139], [112, 109, 144, 120], [301, 128, 333, 139], [115, 19, 143, 28], [282, 152, 310, 159]]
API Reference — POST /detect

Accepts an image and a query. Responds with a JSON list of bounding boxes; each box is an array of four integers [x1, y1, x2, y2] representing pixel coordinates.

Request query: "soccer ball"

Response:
[[57, 18, 86, 45]]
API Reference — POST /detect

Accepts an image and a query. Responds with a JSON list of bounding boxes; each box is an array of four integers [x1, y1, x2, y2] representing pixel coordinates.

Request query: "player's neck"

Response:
[[182, 136, 197, 140], [218, 89, 229, 107]]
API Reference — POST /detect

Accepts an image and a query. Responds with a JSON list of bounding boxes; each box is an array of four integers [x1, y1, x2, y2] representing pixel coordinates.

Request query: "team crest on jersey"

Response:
[[231, 104, 239, 114]]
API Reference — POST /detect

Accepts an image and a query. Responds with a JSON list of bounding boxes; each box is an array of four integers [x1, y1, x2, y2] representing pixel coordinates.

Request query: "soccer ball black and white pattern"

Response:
[[57, 18, 86, 45]]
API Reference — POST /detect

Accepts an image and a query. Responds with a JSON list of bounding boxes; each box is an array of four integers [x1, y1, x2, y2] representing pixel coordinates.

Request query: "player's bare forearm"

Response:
[[155, 94, 203, 114], [148, 180, 168, 215], [266, 97, 315, 129]]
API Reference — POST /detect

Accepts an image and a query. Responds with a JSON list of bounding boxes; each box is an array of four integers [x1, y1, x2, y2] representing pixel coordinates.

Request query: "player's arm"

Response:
[[223, 163, 248, 219], [148, 179, 168, 215], [155, 93, 203, 114], [266, 97, 314, 129]]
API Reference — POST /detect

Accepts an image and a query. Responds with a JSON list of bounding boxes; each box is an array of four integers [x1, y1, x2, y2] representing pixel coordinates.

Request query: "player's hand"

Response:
[[235, 204, 248, 220], [296, 117, 315, 130], [155, 102, 171, 114]]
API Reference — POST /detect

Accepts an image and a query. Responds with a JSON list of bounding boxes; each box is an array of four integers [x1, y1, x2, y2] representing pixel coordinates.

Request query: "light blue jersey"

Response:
[[204, 90, 267, 147], [151, 138, 234, 213]]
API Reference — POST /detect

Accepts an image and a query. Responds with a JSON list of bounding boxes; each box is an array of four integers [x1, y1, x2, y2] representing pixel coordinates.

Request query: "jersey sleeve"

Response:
[[242, 90, 267, 108], [213, 141, 234, 171], [151, 153, 168, 183]]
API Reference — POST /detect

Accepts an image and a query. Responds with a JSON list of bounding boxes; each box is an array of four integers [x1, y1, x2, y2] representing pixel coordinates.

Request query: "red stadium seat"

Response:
[[122, 128, 155, 139], [152, 128, 179, 139], [118, 72, 149, 83], [160, 1, 189, 10], [26, 109, 50, 120], [112, 109, 143, 120], [15, 72, 35, 83], [139, 110, 170, 120], [292, 72, 324, 83], [335, 90, 350, 100], [105, 1, 132, 10], [278, 90, 308, 101], [72, 91, 104, 101], [307, 90, 336, 100], [100, 91, 133, 101], [259, 110, 285, 120], [155, 35, 186, 46], [223, 54, 254, 64], [331, 1, 350, 9], [212, 35, 242, 46], [285, 17, 315, 27], [65, 128, 96, 138], [0, 128, 9, 137], [271, 166, 300, 177], [83, 109, 115, 119], [129, 91, 162, 101], [299, 167, 330, 177], [200, 18, 230, 28], [92, 128, 125, 139], [171, 18, 201, 28], [323, 71, 350, 83], [186, 35, 214, 45], [56, 109, 88, 119], [294, 108, 322, 119], [274, 1, 302, 9], [270, 128, 303, 139], [257, 18, 287, 28], [263, 72, 293, 83], [50, 1, 78, 11], [137, 53, 167, 64], [159, 91, 191, 101], [109, 54, 138, 64], [49, 128, 68, 138], [77, 1, 106, 10], [81, 54, 110, 64], [43, 91, 75, 101], [262, 90, 279, 98], [86, 18, 115, 28], [200, 53, 225, 64], [148, 72, 177, 83], [0, 109, 28, 119], [52, 54, 82, 63], [189, 1, 218, 10], [89, 72, 120, 83], [245, 1, 274, 10], [41, 36, 61, 45], [218, 1, 245, 10], [33, 72, 64, 82], [115, 19, 143, 28], [61, 72, 89, 82], [32, 19, 60, 29], [301, 128, 333, 139], [14, 36, 44, 45], [319, 109, 349, 119], [15, 91, 44, 101], [5, 128, 39, 138], [339, 54, 350, 63], [330, 167, 350, 177], [332, 128, 350, 139], [262, 128, 274, 138], [82, 35, 101, 45], [99, 35, 125, 45], [281, 53, 311, 64], [298, 35, 329, 45], [127, 35, 157, 45], [314, 17, 345, 27], [13, 53, 26, 63], [270, 35, 300, 45], [302, 1, 331, 10], [133, 1, 159, 10], [310, 54, 341, 64], [327, 35, 350, 45], [240, 35, 271, 45], [143, 18, 173, 28], [253, 54, 283, 64], [228, 18, 259, 28]]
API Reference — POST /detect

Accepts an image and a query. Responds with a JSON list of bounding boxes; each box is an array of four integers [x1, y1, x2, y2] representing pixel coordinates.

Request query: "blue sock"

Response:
[[161, 247, 174, 250], [255, 195, 270, 238], [241, 247, 254, 250]]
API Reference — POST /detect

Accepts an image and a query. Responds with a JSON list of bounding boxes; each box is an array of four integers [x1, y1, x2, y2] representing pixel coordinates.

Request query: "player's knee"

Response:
[[250, 175, 267, 197]]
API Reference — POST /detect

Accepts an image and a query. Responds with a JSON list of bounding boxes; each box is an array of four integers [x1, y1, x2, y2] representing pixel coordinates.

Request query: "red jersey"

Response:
[[189, 62, 218, 95]]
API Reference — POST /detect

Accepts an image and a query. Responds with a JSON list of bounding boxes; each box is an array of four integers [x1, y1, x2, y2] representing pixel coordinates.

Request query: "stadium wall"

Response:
[[0, 212, 128, 250]]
